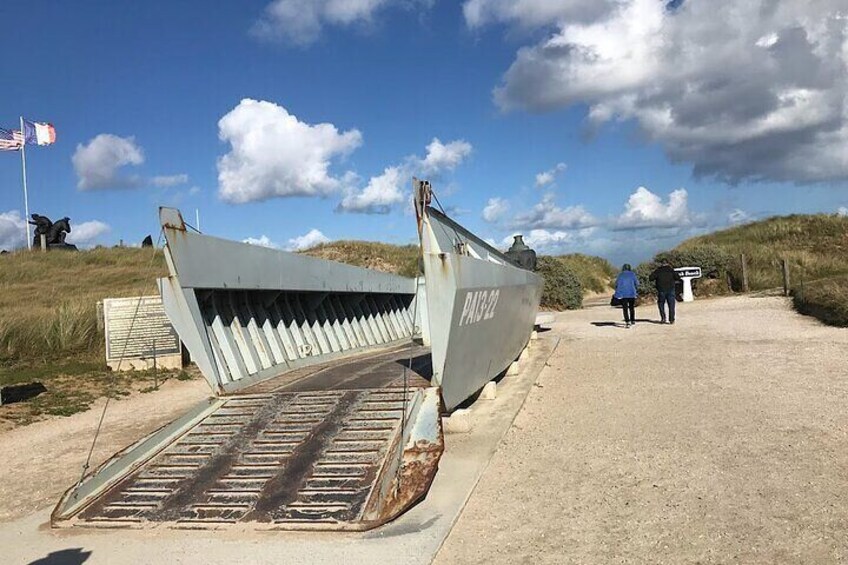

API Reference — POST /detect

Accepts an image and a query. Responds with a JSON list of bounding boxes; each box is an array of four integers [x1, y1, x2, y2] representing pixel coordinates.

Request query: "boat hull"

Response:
[[422, 234, 542, 411]]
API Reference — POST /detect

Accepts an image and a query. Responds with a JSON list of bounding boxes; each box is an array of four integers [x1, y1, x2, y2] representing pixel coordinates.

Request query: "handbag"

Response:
[[610, 295, 622, 307]]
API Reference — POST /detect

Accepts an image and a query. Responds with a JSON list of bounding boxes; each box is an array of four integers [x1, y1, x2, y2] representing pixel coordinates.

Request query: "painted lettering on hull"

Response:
[[459, 289, 500, 326]]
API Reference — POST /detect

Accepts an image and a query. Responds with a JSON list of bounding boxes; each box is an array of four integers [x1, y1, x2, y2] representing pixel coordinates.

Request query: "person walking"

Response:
[[614, 264, 639, 328], [650, 259, 680, 324]]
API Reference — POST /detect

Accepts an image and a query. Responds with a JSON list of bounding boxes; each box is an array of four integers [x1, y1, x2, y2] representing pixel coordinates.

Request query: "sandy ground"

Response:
[[436, 296, 848, 564], [0, 378, 209, 522], [2, 295, 846, 564]]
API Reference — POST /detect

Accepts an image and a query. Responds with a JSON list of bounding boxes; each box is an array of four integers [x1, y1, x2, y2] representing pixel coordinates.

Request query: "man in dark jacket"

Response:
[[649, 260, 680, 324]]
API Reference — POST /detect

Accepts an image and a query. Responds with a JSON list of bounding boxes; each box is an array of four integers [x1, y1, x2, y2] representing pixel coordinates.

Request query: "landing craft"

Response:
[[414, 179, 543, 410], [52, 179, 542, 530]]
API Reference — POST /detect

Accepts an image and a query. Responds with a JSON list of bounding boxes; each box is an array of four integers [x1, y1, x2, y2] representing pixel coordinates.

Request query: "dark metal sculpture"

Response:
[[28, 214, 77, 250], [505, 234, 537, 271]]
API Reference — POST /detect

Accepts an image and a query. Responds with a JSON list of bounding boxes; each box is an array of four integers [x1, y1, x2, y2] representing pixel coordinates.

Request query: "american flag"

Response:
[[0, 127, 22, 151]]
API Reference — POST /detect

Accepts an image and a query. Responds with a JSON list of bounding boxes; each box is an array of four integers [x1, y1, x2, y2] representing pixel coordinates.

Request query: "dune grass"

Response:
[[793, 274, 848, 327], [301, 240, 420, 278], [679, 214, 848, 290], [0, 247, 171, 425], [555, 254, 616, 294], [0, 247, 167, 365], [675, 214, 848, 325]]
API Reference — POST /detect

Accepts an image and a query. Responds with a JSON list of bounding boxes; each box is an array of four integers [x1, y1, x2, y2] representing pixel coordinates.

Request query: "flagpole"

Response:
[[20, 116, 31, 250]]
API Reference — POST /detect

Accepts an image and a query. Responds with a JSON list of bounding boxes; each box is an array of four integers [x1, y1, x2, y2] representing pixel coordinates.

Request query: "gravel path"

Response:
[[0, 378, 208, 522], [436, 296, 848, 564]]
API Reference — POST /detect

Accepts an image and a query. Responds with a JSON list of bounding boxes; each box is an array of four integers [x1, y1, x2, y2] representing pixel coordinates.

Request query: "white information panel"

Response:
[[104, 295, 181, 371]]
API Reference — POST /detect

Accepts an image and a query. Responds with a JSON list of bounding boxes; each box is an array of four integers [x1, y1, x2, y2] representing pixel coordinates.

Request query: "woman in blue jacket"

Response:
[[614, 264, 639, 328]]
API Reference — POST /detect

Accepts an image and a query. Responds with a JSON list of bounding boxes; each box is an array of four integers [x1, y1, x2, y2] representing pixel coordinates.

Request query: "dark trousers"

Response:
[[657, 290, 676, 322], [621, 298, 636, 323]]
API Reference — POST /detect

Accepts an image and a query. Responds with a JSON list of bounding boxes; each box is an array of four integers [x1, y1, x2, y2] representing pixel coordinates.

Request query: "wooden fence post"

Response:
[[782, 259, 790, 297], [741, 254, 749, 292]]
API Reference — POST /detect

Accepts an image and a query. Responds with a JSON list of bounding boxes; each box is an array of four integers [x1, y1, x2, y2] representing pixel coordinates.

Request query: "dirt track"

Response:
[[436, 295, 848, 564], [0, 378, 208, 522]]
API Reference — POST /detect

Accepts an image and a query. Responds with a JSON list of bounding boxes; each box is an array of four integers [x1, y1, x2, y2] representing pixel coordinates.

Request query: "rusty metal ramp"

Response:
[[53, 380, 442, 530]]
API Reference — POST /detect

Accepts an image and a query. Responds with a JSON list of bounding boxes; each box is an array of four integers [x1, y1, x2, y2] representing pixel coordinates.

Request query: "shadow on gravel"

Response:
[[28, 548, 92, 565], [591, 319, 665, 328]]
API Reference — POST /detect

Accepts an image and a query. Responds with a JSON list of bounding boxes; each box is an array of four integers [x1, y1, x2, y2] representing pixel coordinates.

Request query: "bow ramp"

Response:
[[52, 208, 442, 531]]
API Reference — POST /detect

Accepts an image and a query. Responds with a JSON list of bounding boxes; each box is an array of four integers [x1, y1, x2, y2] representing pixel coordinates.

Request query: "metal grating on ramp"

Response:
[[72, 389, 417, 529]]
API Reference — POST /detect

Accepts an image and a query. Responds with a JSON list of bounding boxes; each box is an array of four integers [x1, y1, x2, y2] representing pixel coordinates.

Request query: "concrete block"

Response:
[[480, 381, 497, 400], [506, 361, 520, 377], [443, 409, 473, 434], [530, 330, 538, 341], [518, 348, 529, 363]]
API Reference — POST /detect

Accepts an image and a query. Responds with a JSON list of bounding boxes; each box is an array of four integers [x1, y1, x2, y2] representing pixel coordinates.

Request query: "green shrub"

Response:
[[556, 254, 616, 294], [636, 243, 734, 297], [537, 256, 583, 310], [655, 244, 734, 279]]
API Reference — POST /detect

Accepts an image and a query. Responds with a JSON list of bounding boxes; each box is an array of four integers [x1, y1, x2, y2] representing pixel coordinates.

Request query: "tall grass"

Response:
[[0, 247, 166, 363], [674, 213, 848, 325], [302, 241, 420, 278], [793, 275, 848, 327], [679, 214, 848, 291], [555, 254, 616, 294]]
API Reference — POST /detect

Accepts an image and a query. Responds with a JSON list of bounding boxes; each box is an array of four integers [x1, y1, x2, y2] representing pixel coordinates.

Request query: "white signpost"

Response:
[[675, 266, 702, 302]]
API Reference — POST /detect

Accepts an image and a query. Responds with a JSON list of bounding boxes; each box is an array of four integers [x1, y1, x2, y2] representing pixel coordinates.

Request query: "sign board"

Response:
[[103, 295, 181, 371], [675, 266, 702, 279]]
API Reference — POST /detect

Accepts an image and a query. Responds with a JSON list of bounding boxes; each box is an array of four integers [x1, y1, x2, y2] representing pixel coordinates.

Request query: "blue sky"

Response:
[[1, 1, 846, 264]]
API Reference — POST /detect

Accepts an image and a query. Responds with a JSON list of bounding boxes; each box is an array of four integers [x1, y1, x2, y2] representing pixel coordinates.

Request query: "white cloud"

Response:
[[420, 138, 473, 175], [217, 99, 363, 204], [506, 229, 571, 247], [463, 0, 608, 30], [482, 197, 509, 222], [339, 166, 405, 214], [243, 229, 330, 251], [243, 235, 279, 249], [837, 206, 848, 217], [613, 186, 695, 230], [535, 162, 567, 187], [72, 134, 144, 190], [487, 0, 848, 184], [65, 220, 111, 247], [513, 192, 596, 229], [152, 174, 189, 187], [286, 228, 330, 251], [0, 210, 26, 251], [252, 0, 432, 45], [338, 137, 473, 214], [188, 186, 202, 196], [728, 208, 751, 224]]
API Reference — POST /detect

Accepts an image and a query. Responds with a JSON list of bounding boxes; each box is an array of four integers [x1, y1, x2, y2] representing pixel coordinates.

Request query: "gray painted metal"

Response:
[[53, 344, 443, 530], [158, 207, 418, 395], [415, 181, 543, 410]]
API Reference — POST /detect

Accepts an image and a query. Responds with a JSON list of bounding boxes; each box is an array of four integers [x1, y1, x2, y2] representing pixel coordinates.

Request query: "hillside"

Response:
[[0, 247, 169, 424], [555, 254, 616, 294], [678, 214, 848, 290], [300, 241, 420, 278], [655, 213, 848, 326]]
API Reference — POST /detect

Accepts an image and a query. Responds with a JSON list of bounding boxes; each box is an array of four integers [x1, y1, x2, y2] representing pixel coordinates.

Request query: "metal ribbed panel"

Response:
[[194, 291, 414, 387], [75, 389, 415, 527]]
